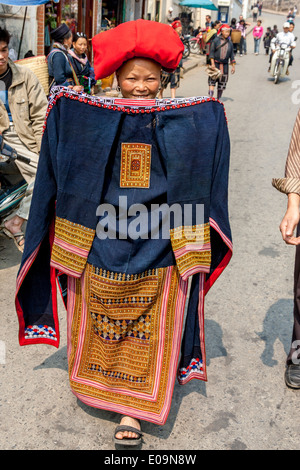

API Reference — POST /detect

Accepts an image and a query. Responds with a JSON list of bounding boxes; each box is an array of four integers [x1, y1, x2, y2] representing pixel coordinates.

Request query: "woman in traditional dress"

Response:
[[16, 20, 233, 448], [47, 23, 83, 93], [68, 32, 96, 94], [208, 24, 236, 101]]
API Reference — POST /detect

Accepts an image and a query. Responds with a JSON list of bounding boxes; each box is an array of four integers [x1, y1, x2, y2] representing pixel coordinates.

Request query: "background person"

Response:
[[208, 24, 236, 100], [236, 18, 248, 56], [253, 19, 263, 55], [0, 28, 47, 251], [68, 32, 96, 94], [47, 23, 83, 92], [272, 109, 300, 389]]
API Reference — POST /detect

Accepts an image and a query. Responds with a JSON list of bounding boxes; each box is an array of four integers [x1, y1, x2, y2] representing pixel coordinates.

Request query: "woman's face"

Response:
[[221, 28, 231, 39], [73, 37, 87, 55], [117, 58, 161, 99]]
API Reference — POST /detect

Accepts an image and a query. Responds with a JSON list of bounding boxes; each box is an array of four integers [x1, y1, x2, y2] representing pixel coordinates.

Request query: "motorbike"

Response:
[[189, 30, 207, 55], [0, 135, 29, 228], [270, 43, 291, 84], [182, 35, 190, 59]]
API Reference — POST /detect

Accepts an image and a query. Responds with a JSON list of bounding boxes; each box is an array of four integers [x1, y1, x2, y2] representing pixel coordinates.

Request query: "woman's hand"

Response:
[[231, 66, 235, 74], [73, 85, 84, 93], [280, 193, 300, 245]]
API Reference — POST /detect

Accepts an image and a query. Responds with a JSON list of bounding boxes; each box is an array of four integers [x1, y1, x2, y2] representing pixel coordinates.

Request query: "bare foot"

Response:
[[4, 216, 25, 248], [115, 416, 141, 440]]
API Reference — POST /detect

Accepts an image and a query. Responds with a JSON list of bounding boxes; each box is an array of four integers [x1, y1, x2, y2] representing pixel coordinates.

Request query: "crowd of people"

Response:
[[0, 6, 300, 450]]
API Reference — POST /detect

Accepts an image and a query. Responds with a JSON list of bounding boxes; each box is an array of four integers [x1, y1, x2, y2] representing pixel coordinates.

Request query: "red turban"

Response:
[[217, 24, 231, 35], [171, 20, 182, 29], [92, 19, 184, 79]]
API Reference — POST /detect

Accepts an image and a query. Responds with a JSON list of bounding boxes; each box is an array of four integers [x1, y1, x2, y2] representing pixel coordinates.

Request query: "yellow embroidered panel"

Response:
[[68, 263, 187, 423], [120, 143, 151, 188], [50, 217, 95, 277], [170, 223, 211, 278]]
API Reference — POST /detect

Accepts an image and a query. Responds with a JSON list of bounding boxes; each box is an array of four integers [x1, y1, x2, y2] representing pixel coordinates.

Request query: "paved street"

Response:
[[1, 11, 300, 451]]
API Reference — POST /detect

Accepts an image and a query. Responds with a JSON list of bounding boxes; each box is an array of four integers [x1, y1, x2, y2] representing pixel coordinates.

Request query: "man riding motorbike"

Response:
[[0, 28, 48, 251], [268, 22, 296, 75]]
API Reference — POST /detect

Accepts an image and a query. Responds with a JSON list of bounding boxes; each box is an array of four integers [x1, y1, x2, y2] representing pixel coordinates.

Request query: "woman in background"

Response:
[[68, 32, 96, 94], [47, 23, 83, 92]]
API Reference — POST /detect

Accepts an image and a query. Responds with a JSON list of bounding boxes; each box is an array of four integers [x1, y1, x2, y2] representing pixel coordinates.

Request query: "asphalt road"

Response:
[[0, 11, 299, 451]]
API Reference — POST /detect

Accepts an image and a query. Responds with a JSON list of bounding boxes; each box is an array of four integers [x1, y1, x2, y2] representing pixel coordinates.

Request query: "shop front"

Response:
[[101, 0, 125, 28], [45, 0, 97, 56], [217, 0, 230, 22]]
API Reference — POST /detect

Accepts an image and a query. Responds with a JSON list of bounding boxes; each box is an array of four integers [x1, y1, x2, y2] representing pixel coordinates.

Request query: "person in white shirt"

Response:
[[268, 22, 296, 74], [271, 22, 296, 49]]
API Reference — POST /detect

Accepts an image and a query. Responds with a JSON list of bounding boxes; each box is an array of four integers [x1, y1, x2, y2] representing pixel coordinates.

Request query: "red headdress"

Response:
[[217, 23, 231, 35], [171, 20, 182, 29], [92, 19, 184, 79]]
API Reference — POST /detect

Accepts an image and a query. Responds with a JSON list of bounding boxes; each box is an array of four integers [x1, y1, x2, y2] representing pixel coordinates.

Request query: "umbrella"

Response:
[[0, 1, 57, 4], [179, 0, 218, 11]]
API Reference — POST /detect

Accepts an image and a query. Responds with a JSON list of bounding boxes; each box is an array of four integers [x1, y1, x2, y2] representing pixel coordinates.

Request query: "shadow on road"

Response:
[[256, 298, 293, 366]]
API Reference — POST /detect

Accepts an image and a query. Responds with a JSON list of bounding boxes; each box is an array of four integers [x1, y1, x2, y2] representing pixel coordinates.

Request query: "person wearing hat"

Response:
[[16, 19, 232, 448], [166, 7, 174, 24], [0, 27, 48, 252], [268, 22, 296, 73], [208, 24, 236, 100], [158, 20, 183, 99], [47, 23, 83, 92]]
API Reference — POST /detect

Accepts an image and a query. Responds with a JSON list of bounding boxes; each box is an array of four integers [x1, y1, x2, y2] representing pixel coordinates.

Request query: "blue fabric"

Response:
[[16, 91, 232, 346], [47, 49, 75, 88], [68, 51, 96, 87], [0, 90, 12, 121]]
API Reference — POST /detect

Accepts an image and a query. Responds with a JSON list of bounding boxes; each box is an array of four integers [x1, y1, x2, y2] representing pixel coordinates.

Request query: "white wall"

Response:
[[0, 5, 38, 59]]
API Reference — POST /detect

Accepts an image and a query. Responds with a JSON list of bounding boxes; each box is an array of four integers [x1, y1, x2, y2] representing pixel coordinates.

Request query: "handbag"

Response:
[[206, 65, 222, 80]]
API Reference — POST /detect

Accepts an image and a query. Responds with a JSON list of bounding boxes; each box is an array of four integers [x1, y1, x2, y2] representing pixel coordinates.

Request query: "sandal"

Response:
[[2, 228, 25, 253], [114, 417, 143, 447]]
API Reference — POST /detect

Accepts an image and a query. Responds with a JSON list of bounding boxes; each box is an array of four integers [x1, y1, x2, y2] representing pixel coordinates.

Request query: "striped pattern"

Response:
[[178, 274, 207, 384], [50, 217, 95, 278], [273, 110, 300, 195], [67, 263, 189, 425], [170, 223, 211, 280]]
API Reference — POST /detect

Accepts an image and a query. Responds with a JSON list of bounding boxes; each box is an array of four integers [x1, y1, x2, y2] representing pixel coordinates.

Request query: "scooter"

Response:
[[0, 136, 29, 228], [189, 30, 206, 55], [270, 43, 291, 84]]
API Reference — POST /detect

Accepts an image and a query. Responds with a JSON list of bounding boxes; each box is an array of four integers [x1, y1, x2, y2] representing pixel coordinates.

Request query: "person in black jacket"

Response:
[[208, 24, 236, 100]]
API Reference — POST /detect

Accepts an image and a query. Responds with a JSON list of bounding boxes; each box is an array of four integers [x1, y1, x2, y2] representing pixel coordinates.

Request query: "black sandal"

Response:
[[114, 417, 143, 446]]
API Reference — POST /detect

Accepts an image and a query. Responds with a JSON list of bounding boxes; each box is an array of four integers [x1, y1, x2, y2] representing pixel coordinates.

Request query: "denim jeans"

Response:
[[254, 37, 261, 53], [239, 37, 247, 54]]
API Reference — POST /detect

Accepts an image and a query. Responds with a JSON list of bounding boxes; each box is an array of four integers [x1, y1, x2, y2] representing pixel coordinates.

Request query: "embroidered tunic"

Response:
[[16, 88, 232, 425]]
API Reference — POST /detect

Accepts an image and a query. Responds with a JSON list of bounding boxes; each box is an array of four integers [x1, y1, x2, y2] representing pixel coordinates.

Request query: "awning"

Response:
[[0, 0, 59, 5], [179, 0, 218, 11]]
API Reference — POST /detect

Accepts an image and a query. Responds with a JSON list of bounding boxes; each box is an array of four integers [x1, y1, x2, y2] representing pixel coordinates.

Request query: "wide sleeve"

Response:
[[209, 37, 217, 60], [272, 109, 300, 195], [15, 102, 60, 347]]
